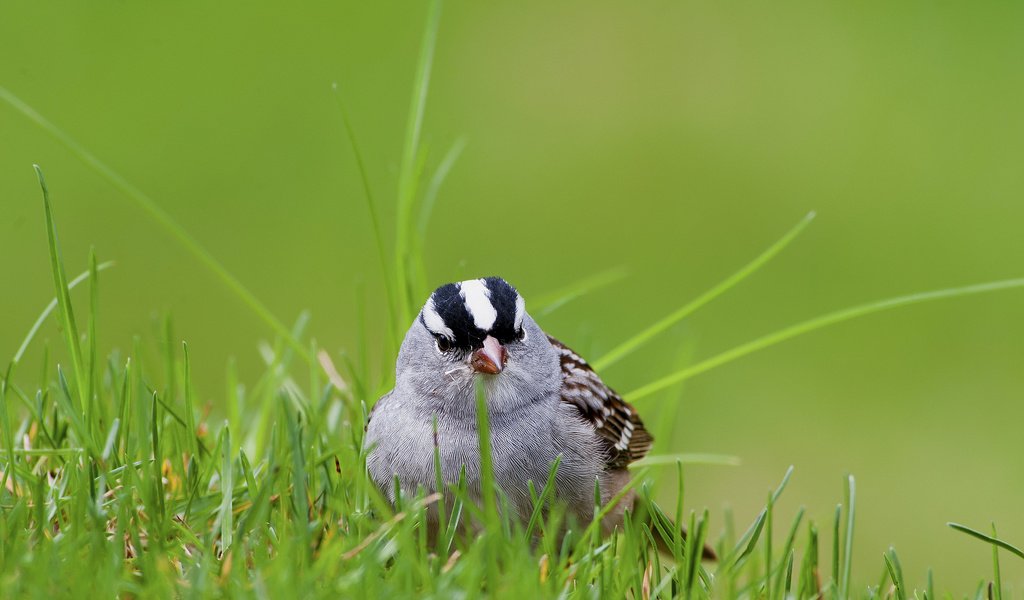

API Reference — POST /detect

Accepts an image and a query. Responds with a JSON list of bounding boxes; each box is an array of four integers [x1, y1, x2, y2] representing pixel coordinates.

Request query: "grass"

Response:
[[3, 1, 1024, 597]]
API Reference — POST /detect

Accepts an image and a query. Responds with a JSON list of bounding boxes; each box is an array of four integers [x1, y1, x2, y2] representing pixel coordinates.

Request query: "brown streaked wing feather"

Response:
[[548, 335, 653, 468]]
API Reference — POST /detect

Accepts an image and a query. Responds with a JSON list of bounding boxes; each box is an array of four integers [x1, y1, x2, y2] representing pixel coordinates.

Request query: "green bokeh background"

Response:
[[2, 1, 1022, 591]]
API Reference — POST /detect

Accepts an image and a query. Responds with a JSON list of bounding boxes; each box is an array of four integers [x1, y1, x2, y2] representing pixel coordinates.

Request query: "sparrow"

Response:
[[365, 276, 710, 556]]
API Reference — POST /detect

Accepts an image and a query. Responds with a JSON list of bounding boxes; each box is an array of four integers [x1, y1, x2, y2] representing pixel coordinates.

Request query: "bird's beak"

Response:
[[471, 335, 507, 374]]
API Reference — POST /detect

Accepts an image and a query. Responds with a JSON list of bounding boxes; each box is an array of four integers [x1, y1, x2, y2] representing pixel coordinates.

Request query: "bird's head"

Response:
[[395, 277, 560, 414]]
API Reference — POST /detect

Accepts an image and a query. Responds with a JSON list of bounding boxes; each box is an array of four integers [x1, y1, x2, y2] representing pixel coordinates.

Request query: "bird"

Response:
[[365, 276, 713, 558]]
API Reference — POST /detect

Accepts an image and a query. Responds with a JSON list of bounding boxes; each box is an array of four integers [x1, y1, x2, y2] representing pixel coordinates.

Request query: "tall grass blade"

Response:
[[431, 414, 448, 554], [412, 138, 467, 298], [626, 277, 1024, 401], [86, 249, 99, 431], [474, 380, 501, 589], [0, 94, 310, 363], [832, 503, 841, 591], [182, 343, 200, 464], [150, 391, 165, 523], [0, 366, 14, 494], [765, 489, 773, 600], [948, 523, 1024, 561], [525, 455, 562, 539], [416, 137, 466, 244], [12, 262, 115, 365], [725, 465, 794, 568], [218, 422, 233, 554], [533, 267, 629, 318], [394, 0, 443, 324], [627, 453, 741, 469], [35, 165, 88, 411], [841, 475, 856, 598], [474, 381, 498, 531], [991, 523, 1003, 600], [883, 548, 907, 600], [594, 211, 815, 371], [331, 84, 399, 352], [774, 506, 805, 597]]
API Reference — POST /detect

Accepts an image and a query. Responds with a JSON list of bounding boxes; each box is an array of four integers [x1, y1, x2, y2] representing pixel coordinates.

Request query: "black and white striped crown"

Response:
[[420, 277, 526, 349]]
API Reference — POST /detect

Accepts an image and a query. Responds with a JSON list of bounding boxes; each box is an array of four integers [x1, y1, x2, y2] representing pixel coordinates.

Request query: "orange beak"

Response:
[[471, 335, 507, 374]]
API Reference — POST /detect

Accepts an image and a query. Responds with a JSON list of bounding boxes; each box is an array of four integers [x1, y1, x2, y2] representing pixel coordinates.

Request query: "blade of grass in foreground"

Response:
[[840, 475, 856, 599], [992, 524, 1003, 600], [0, 366, 14, 494], [218, 422, 233, 554], [474, 380, 501, 589], [393, 0, 442, 325], [415, 138, 467, 247], [627, 453, 741, 469], [36, 166, 88, 412], [883, 548, 907, 600], [948, 523, 1024, 561], [724, 465, 795, 570], [331, 84, 400, 354], [412, 138, 468, 301], [626, 277, 1024, 401], [593, 211, 816, 371], [533, 267, 629, 318], [0, 93, 310, 364], [12, 261, 115, 365]]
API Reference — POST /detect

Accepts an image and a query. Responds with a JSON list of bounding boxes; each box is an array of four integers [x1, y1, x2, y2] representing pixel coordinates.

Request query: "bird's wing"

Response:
[[547, 335, 653, 468]]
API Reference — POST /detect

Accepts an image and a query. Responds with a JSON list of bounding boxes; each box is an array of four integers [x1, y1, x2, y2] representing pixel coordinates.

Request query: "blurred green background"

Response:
[[2, 1, 1022, 591]]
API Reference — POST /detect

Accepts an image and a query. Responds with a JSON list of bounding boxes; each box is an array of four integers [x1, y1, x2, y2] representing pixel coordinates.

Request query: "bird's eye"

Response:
[[436, 337, 454, 353]]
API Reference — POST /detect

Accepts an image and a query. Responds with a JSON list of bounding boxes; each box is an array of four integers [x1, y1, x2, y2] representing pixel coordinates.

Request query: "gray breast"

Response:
[[365, 394, 606, 523]]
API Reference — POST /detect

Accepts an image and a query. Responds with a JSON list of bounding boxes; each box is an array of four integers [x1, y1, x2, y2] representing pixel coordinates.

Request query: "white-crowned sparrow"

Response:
[[366, 277, 706, 554]]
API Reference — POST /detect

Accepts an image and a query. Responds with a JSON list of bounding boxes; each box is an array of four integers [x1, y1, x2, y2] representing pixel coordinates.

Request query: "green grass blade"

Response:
[[948, 523, 1024, 560], [626, 277, 1024, 401], [840, 475, 856, 598], [725, 465, 794, 569], [415, 137, 467, 245], [883, 548, 907, 600], [331, 84, 400, 353], [832, 503, 841, 590], [182, 343, 200, 464], [796, 521, 819, 599], [783, 549, 795, 599], [532, 267, 629, 318], [675, 460, 685, 567], [594, 211, 815, 371], [576, 469, 652, 559], [774, 506, 805, 597], [627, 453, 741, 469], [525, 454, 562, 540], [1, 94, 310, 364], [393, 0, 442, 324], [218, 422, 233, 554], [0, 366, 14, 494], [431, 414, 447, 554], [474, 381, 498, 533], [86, 249, 99, 432], [412, 138, 467, 299], [282, 396, 310, 555], [35, 165, 88, 411], [150, 391, 165, 523], [991, 523, 1003, 600], [12, 262, 115, 365], [473, 380, 501, 589], [765, 489, 773, 600]]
